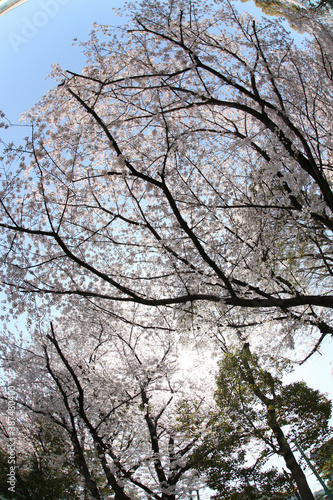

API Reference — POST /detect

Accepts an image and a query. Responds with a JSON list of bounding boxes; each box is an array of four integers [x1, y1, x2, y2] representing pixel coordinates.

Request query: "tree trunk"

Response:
[[267, 408, 314, 500], [161, 492, 176, 500], [282, 445, 315, 500], [240, 346, 315, 500]]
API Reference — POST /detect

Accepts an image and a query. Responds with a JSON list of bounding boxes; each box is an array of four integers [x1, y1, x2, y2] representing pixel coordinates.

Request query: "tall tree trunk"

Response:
[[283, 446, 315, 500], [267, 407, 314, 500], [240, 346, 315, 500]]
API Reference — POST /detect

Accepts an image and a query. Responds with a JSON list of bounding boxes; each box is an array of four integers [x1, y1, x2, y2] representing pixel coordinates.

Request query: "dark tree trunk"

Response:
[[283, 449, 315, 500], [162, 495, 176, 500], [267, 408, 314, 500], [240, 346, 315, 500]]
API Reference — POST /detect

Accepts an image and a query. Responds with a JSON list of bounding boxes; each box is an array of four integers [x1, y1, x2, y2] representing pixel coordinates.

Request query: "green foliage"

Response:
[[241, 0, 333, 16], [240, 0, 333, 36], [280, 382, 332, 444], [0, 423, 83, 500], [313, 437, 333, 491], [190, 348, 332, 499], [214, 350, 332, 449], [191, 431, 294, 499]]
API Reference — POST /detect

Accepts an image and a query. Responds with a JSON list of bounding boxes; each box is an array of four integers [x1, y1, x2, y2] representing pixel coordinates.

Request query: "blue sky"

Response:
[[1, 0, 333, 490], [0, 0, 126, 121]]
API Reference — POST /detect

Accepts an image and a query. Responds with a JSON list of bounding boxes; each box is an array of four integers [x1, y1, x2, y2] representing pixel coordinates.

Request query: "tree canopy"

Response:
[[244, 0, 333, 20], [0, 422, 83, 500], [0, 311, 215, 500], [1, 0, 333, 357], [1, 0, 333, 498], [312, 437, 333, 493], [191, 346, 332, 500]]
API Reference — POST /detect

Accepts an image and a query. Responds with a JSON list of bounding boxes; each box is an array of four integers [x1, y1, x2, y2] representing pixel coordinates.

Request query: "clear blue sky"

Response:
[[0, 0, 126, 121], [1, 0, 333, 491]]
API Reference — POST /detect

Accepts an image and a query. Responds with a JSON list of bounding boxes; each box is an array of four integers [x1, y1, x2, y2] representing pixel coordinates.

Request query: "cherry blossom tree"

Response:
[[0, 306, 214, 500], [1, 0, 333, 357]]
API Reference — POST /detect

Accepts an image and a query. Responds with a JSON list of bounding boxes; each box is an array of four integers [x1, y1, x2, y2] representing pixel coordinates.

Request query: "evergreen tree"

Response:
[[192, 346, 332, 500]]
